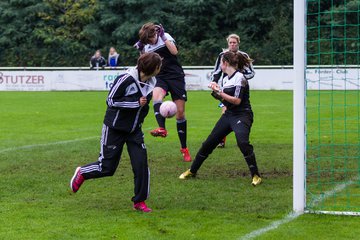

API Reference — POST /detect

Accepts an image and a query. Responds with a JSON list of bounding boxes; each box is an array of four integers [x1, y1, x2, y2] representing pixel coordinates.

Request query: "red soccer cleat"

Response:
[[70, 167, 84, 193], [180, 148, 192, 162], [133, 201, 152, 212], [150, 127, 168, 137]]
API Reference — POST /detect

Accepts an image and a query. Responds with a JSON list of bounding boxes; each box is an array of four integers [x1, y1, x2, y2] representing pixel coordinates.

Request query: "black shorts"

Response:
[[156, 77, 187, 101]]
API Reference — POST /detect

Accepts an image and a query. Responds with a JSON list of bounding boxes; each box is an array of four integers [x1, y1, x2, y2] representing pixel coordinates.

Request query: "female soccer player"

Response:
[[179, 51, 262, 186], [134, 22, 191, 162], [211, 34, 255, 148], [70, 52, 162, 213]]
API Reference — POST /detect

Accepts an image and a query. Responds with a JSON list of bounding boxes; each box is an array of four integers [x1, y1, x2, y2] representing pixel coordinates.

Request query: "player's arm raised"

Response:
[[164, 39, 178, 55], [157, 24, 178, 55]]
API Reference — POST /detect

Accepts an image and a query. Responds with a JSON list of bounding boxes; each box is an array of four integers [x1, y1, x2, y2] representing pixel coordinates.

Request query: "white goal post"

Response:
[[293, 0, 306, 213], [293, 0, 360, 216]]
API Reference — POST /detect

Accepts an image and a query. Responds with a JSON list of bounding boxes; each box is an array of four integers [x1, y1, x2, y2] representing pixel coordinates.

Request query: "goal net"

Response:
[[305, 0, 360, 215]]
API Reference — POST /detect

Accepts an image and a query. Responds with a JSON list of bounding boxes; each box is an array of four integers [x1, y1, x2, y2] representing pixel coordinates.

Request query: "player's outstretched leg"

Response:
[[70, 167, 85, 193], [180, 129, 225, 179], [180, 115, 231, 178], [179, 147, 210, 179]]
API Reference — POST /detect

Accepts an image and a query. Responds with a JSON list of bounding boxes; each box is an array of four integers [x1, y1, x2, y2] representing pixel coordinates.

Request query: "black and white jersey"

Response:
[[211, 50, 255, 84], [143, 33, 185, 80], [221, 70, 252, 114], [103, 67, 156, 133], [90, 56, 106, 69]]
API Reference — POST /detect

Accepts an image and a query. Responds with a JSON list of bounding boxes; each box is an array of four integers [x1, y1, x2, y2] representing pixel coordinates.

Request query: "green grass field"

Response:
[[1, 91, 360, 239]]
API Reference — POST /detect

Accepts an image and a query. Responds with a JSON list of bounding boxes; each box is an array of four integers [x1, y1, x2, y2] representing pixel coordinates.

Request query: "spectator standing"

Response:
[[90, 50, 106, 70], [108, 47, 121, 67]]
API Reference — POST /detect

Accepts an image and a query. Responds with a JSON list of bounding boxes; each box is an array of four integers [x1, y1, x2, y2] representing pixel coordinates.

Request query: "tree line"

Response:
[[0, 0, 357, 67]]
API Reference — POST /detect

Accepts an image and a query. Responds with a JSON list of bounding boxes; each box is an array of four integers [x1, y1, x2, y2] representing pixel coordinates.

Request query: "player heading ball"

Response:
[[134, 22, 192, 162], [70, 52, 162, 213]]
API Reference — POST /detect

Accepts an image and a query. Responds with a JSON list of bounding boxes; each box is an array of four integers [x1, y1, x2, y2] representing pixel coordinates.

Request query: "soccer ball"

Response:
[[159, 101, 177, 118]]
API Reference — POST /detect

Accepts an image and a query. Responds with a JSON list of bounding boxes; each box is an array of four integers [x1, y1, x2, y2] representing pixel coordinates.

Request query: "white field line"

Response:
[[308, 180, 354, 207], [239, 179, 356, 240], [0, 136, 98, 154], [239, 212, 301, 240]]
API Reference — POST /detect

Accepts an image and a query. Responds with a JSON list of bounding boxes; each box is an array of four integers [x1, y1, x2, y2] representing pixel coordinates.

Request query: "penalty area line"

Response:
[[0, 136, 98, 154], [239, 179, 355, 240]]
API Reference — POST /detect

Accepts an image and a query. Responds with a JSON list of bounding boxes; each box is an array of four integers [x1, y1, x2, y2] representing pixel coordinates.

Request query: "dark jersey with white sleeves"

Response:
[[143, 33, 185, 80], [103, 67, 156, 133], [221, 70, 252, 114]]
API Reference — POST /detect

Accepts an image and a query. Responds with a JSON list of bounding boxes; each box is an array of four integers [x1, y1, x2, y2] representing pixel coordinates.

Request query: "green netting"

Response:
[[306, 0, 360, 213]]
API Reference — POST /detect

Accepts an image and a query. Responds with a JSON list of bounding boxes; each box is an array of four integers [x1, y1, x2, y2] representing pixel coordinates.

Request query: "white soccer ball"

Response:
[[159, 101, 177, 118]]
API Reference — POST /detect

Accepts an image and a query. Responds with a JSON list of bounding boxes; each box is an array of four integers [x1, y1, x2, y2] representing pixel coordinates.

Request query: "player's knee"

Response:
[[176, 113, 184, 120], [103, 169, 116, 176], [198, 147, 211, 159], [153, 87, 166, 100], [176, 107, 185, 118], [199, 140, 216, 156], [101, 165, 117, 176]]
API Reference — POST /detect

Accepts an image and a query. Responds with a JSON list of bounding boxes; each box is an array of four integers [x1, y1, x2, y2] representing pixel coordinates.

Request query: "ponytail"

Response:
[[235, 52, 253, 70], [222, 51, 253, 70]]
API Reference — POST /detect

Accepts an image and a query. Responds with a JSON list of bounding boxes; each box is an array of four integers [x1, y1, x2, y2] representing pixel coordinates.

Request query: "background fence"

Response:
[[1, 66, 358, 91]]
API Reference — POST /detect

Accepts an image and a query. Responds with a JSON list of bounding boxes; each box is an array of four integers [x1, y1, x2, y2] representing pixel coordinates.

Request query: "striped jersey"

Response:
[[221, 70, 252, 114], [103, 67, 156, 132], [143, 33, 185, 80]]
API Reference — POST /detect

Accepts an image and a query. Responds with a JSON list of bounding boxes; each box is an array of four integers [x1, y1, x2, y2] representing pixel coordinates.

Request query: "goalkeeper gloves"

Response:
[[156, 24, 167, 42], [133, 41, 144, 51]]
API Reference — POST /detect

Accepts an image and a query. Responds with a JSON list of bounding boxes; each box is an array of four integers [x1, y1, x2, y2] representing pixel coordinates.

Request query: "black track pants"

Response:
[[190, 112, 254, 173], [80, 125, 149, 203]]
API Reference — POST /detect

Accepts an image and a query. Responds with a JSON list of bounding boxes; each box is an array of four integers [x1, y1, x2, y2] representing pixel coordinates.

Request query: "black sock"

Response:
[[177, 119, 187, 148], [245, 152, 260, 177], [153, 102, 166, 128]]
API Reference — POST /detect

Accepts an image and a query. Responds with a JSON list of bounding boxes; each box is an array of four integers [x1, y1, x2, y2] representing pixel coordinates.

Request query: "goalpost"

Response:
[[294, 0, 360, 215], [293, 0, 306, 213]]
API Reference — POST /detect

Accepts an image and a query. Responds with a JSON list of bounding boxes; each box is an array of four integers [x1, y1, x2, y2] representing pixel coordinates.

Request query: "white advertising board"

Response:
[[0, 68, 359, 91], [306, 68, 360, 90]]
